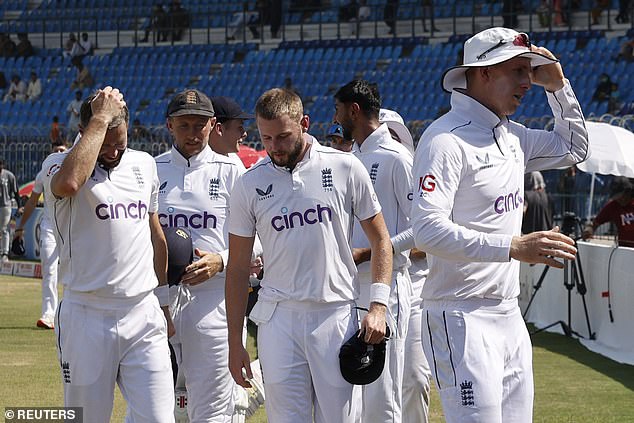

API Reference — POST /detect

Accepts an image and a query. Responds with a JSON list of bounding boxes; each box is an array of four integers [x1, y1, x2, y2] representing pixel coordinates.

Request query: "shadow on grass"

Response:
[[530, 326, 634, 391]]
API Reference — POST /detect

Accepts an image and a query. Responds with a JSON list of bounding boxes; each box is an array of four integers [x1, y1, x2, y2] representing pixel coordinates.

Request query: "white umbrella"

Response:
[[577, 121, 634, 217], [578, 122, 634, 177]]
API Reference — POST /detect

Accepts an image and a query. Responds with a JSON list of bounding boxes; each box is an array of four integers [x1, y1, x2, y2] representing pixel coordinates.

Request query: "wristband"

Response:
[[153, 284, 169, 307], [369, 282, 391, 307]]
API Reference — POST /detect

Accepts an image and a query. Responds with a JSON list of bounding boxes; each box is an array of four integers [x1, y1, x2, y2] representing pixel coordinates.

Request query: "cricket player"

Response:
[[378, 108, 432, 423], [14, 143, 68, 329], [209, 96, 254, 171], [156, 89, 243, 422], [334, 81, 413, 423], [42, 86, 175, 422], [411, 27, 589, 422], [226, 88, 393, 423]]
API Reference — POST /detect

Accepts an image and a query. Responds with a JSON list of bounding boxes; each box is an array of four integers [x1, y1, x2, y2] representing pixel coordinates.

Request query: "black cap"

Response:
[[167, 89, 215, 118], [11, 237, 25, 256], [610, 176, 633, 198], [162, 226, 193, 286], [339, 327, 390, 385], [211, 96, 254, 120]]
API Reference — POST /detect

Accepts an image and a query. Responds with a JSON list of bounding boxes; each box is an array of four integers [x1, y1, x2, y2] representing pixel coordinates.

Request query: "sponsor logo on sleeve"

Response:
[[159, 180, 168, 194], [418, 174, 437, 195], [46, 163, 61, 177]]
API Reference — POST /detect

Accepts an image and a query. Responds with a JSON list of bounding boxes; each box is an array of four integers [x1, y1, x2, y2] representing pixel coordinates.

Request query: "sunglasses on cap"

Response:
[[477, 33, 531, 61]]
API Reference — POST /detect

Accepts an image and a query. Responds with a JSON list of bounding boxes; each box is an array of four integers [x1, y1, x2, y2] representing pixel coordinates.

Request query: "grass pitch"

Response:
[[1, 274, 632, 422]]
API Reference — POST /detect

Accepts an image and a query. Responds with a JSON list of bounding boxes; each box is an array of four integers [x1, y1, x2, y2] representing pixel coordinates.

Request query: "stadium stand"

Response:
[[0, 0, 632, 202]]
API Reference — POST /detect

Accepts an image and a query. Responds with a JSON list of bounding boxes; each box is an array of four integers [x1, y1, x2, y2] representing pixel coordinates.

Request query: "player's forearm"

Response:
[[51, 116, 109, 197], [225, 266, 250, 348], [17, 193, 40, 229], [149, 214, 168, 286]]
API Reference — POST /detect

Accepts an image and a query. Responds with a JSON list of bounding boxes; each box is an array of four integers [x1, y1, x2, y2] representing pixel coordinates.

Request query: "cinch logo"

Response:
[[419, 174, 436, 193], [159, 206, 217, 229], [271, 204, 332, 232], [494, 190, 523, 214], [95, 198, 148, 220]]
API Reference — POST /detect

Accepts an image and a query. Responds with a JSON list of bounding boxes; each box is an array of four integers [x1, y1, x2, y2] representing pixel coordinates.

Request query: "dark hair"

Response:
[[53, 116, 59, 123], [80, 91, 129, 129], [334, 79, 381, 119]]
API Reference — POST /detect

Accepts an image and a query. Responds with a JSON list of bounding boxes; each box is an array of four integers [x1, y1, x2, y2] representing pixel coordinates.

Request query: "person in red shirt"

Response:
[[584, 176, 634, 247]]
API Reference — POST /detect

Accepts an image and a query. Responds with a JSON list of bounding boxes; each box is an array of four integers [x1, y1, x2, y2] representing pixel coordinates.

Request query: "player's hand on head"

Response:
[[529, 45, 565, 92], [181, 249, 223, 286], [228, 345, 253, 388], [360, 303, 387, 344], [90, 86, 126, 124], [510, 226, 577, 269]]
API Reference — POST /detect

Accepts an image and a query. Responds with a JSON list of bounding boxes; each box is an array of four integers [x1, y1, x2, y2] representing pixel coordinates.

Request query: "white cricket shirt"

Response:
[[228, 137, 382, 303], [352, 123, 413, 276], [155, 145, 242, 289], [42, 149, 161, 299], [411, 82, 589, 301]]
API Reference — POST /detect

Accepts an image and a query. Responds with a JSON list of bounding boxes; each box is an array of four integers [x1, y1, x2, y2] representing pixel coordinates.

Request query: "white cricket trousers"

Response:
[[171, 285, 236, 423], [40, 225, 58, 317], [55, 292, 175, 423], [357, 270, 411, 423], [0, 206, 11, 255], [402, 264, 431, 423], [422, 298, 533, 423], [257, 300, 361, 423]]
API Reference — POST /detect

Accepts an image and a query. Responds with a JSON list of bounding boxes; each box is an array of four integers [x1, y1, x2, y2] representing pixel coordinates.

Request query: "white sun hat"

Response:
[[441, 27, 558, 93], [379, 108, 414, 154]]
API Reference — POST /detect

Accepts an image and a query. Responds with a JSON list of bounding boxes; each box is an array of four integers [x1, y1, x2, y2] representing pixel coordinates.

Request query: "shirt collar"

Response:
[[170, 144, 215, 168], [357, 123, 392, 153], [451, 90, 505, 129]]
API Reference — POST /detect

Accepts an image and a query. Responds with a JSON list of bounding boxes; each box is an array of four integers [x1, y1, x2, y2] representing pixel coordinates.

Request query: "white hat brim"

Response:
[[385, 121, 414, 155], [441, 51, 558, 93]]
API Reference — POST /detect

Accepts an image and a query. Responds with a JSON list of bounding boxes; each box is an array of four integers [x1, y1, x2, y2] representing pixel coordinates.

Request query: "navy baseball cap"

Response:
[[339, 327, 390, 385], [167, 89, 215, 118], [211, 96, 254, 120], [162, 226, 194, 286], [327, 124, 344, 138]]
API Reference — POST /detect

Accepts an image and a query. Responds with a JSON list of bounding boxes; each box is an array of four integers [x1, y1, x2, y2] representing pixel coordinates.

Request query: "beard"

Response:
[[98, 148, 125, 170], [268, 132, 305, 170]]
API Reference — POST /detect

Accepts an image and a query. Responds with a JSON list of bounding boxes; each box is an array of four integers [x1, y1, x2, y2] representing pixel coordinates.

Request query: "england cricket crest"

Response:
[[321, 168, 333, 192], [208, 178, 220, 200], [369, 162, 380, 185]]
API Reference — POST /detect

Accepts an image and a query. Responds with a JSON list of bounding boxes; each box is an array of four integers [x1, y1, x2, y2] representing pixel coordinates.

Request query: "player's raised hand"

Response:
[[90, 86, 126, 125], [181, 248, 223, 285], [529, 45, 565, 92], [510, 226, 577, 268]]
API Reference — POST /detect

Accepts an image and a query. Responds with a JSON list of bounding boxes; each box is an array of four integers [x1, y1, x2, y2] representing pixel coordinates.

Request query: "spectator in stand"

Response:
[[167, 0, 190, 41], [270, 0, 283, 38], [592, 73, 614, 102], [0, 33, 17, 57], [26, 71, 42, 101], [130, 118, 152, 143], [522, 171, 554, 234], [3, 74, 26, 102], [0, 72, 6, 98], [66, 90, 83, 139], [62, 33, 77, 59], [618, 37, 634, 61], [226, 2, 260, 41], [421, 0, 439, 32], [384, 0, 398, 35], [50, 116, 63, 145], [583, 176, 634, 247], [591, 0, 610, 25], [503, 0, 519, 28], [608, 83, 623, 114], [283, 76, 301, 100], [78, 32, 94, 56], [16, 32, 34, 57], [140, 4, 168, 43], [339, 0, 359, 22], [616, 0, 631, 23], [558, 166, 578, 214], [70, 57, 94, 90]]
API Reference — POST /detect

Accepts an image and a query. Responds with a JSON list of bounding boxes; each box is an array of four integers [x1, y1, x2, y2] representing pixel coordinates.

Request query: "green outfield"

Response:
[[1, 274, 632, 422]]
